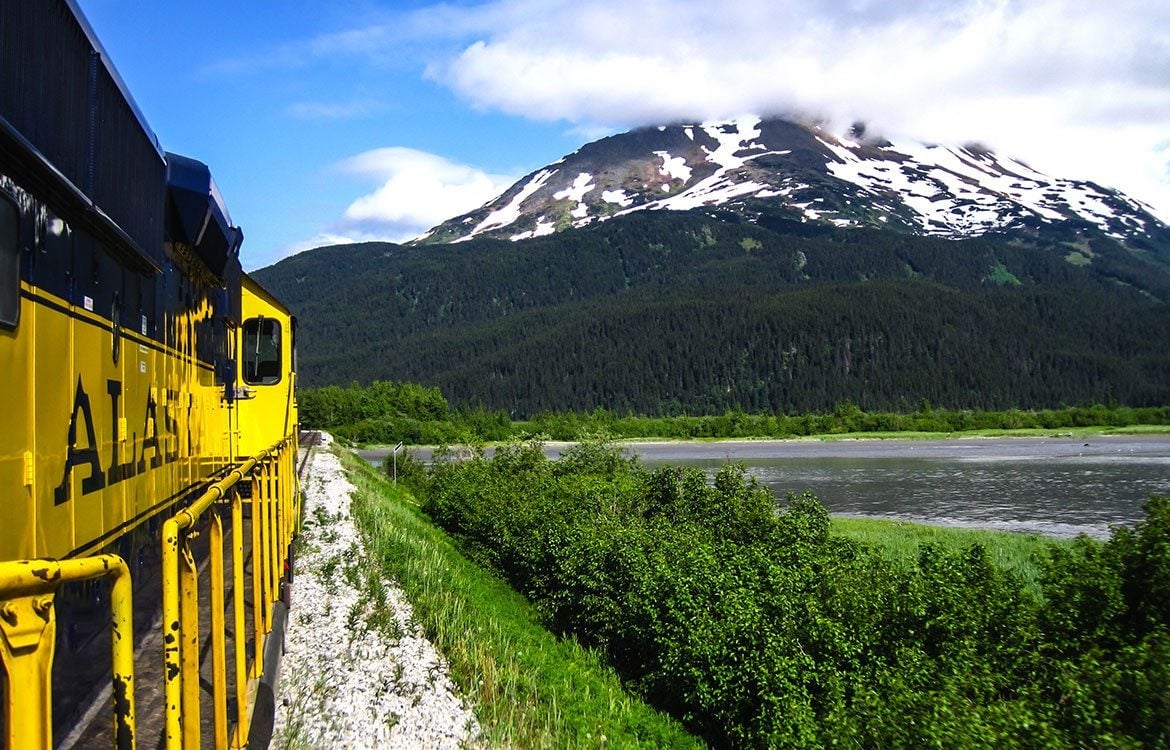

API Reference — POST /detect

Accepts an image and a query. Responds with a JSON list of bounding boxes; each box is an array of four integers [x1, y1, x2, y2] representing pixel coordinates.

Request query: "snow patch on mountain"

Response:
[[603, 189, 633, 207], [469, 168, 555, 238], [819, 136, 1139, 239], [700, 117, 766, 170], [510, 218, 557, 241], [641, 179, 771, 213], [625, 119, 791, 214], [656, 151, 692, 185], [554, 172, 596, 203]]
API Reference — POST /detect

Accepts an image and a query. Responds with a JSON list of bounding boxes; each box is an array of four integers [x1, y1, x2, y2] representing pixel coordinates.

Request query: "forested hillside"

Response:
[[255, 211, 1170, 416]]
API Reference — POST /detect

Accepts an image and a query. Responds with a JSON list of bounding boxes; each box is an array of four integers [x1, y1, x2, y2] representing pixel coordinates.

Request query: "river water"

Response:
[[358, 435, 1170, 539]]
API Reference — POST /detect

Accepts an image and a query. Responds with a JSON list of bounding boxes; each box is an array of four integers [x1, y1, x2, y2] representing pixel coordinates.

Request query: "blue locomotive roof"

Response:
[[166, 152, 244, 279]]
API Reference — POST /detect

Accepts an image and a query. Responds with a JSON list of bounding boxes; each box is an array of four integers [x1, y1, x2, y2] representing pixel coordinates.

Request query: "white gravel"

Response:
[[272, 433, 481, 749]]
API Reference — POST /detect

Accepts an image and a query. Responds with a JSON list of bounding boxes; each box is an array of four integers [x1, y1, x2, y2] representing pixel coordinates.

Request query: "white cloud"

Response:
[[424, 0, 1170, 220], [334, 147, 516, 242], [286, 99, 384, 120]]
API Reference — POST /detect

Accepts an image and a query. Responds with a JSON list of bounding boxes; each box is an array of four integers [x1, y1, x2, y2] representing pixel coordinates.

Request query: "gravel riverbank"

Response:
[[272, 434, 480, 748]]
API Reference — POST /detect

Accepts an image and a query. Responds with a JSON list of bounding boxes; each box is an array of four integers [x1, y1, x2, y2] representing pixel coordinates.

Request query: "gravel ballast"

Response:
[[272, 434, 480, 748]]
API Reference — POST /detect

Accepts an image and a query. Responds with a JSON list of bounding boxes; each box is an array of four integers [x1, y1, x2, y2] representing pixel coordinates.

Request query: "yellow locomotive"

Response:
[[1, 1, 300, 747]]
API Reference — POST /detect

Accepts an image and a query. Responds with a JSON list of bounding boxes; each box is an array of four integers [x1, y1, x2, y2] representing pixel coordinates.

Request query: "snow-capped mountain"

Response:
[[418, 116, 1168, 252]]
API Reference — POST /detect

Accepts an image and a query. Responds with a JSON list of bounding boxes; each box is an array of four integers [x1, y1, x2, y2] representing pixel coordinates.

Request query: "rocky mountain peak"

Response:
[[417, 116, 1168, 255]]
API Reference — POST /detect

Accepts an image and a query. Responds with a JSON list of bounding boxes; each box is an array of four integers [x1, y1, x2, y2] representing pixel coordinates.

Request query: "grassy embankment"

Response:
[[338, 449, 703, 748]]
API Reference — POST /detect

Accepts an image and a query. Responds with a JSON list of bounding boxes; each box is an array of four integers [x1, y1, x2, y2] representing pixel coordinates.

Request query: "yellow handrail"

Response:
[[160, 433, 299, 749], [1, 434, 299, 750], [0, 555, 136, 750]]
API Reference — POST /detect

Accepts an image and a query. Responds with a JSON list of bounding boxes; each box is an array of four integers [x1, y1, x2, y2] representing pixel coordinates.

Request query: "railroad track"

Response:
[[298, 430, 322, 478]]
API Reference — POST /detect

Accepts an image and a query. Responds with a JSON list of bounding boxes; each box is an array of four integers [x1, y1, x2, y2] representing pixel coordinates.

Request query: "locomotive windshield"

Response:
[[243, 316, 281, 385]]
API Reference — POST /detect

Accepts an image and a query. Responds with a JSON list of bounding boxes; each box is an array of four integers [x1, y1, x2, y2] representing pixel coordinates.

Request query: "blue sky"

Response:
[[76, 0, 1170, 270]]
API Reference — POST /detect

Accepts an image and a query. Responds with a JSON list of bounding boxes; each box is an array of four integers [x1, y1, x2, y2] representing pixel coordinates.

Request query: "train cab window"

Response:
[[0, 195, 19, 328], [242, 316, 281, 385]]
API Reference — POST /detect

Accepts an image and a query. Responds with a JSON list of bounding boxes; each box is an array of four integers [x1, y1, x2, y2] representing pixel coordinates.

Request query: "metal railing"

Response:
[[161, 433, 300, 749], [0, 556, 136, 750], [0, 432, 300, 750]]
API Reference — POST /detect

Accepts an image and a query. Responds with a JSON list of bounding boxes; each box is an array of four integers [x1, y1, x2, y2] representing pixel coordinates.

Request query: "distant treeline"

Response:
[[297, 380, 1170, 444], [522, 401, 1170, 441], [297, 380, 508, 444]]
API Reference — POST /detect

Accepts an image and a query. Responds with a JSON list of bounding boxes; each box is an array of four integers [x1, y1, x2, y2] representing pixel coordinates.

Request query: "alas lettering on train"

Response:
[[1, 1, 301, 748]]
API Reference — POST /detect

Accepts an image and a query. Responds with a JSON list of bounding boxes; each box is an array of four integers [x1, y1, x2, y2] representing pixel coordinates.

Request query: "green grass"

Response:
[[831, 515, 1078, 595], [338, 449, 703, 749], [809, 424, 1170, 441], [1102, 423, 1170, 435], [985, 261, 1023, 286]]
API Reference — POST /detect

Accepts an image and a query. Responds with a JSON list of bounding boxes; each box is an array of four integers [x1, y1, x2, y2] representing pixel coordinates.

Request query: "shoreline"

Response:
[[353, 427, 1170, 463]]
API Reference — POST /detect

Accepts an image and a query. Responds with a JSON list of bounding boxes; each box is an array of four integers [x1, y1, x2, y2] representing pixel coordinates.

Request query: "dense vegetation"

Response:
[[418, 439, 1170, 748], [521, 402, 1170, 441], [298, 379, 1170, 444], [256, 212, 1170, 416], [337, 450, 702, 747]]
